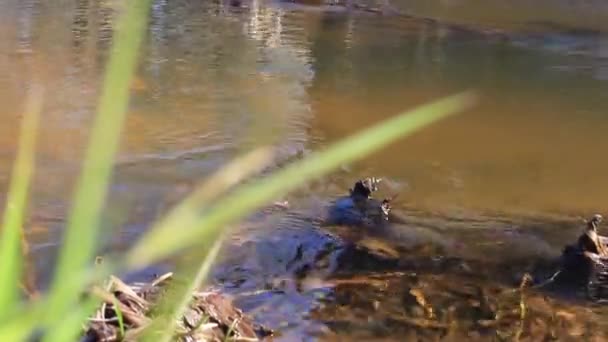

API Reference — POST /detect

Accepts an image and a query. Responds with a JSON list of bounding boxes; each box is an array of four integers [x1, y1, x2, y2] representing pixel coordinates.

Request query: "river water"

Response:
[[2, 0, 608, 340]]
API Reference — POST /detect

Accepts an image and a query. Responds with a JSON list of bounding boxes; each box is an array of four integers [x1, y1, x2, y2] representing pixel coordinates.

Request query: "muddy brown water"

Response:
[[3, 0, 608, 340]]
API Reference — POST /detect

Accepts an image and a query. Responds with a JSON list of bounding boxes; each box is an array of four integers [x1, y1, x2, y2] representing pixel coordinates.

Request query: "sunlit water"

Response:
[[2, 0, 608, 339]]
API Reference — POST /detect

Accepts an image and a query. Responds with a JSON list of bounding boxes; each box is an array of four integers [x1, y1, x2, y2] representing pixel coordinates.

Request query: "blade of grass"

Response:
[[144, 147, 274, 246], [224, 318, 239, 342], [0, 258, 113, 336], [0, 303, 42, 341], [42, 90, 473, 339], [136, 147, 273, 341], [0, 87, 42, 318], [126, 91, 470, 342], [40, 297, 102, 342], [179, 147, 274, 205], [148, 238, 224, 342], [43, 0, 152, 331], [125, 91, 477, 269], [40, 261, 115, 341], [113, 297, 126, 339]]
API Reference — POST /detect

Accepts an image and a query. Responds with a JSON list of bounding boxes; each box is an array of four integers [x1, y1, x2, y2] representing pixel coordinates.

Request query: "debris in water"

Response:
[[82, 272, 273, 342]]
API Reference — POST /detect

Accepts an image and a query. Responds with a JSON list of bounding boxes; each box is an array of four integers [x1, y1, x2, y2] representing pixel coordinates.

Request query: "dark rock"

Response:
[[554, 214, 608, 301], [325, 177, 394, 228]]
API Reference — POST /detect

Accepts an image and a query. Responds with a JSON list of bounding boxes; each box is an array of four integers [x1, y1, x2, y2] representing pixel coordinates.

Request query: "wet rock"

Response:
[[334, 240, 400, 273], [324, 177, 393, 229], [554, 214, 608, 301]]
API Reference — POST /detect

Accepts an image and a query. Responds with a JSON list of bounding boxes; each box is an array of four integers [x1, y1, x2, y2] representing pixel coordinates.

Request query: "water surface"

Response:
[[2, 0, 608, 340]]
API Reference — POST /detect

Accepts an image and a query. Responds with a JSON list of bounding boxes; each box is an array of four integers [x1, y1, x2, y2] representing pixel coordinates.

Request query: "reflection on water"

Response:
[[2, 0, 608, 339]]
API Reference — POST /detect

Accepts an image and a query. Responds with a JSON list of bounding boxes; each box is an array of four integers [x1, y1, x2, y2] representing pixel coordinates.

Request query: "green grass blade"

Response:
[[40, 298, 101, 342], [42, 261, 115, 341], [135, 147, 273, 341], [134, 239, 223, 342], [0, 88, 42, 318], [152, 239, 223, 342], [113, 297, 126, 338], [0, 303, 43, 341], [125, 91, 477, 269], [139, 147, 274, 255], [43, 0, 152, 329]]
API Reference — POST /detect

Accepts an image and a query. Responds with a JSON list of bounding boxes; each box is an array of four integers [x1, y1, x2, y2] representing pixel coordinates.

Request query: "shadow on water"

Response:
[[3, 0, 608, 340]]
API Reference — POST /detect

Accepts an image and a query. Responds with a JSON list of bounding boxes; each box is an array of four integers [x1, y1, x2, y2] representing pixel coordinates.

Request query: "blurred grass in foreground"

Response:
[[0, 1, 477, 341], [0, 86, 42, 318]]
